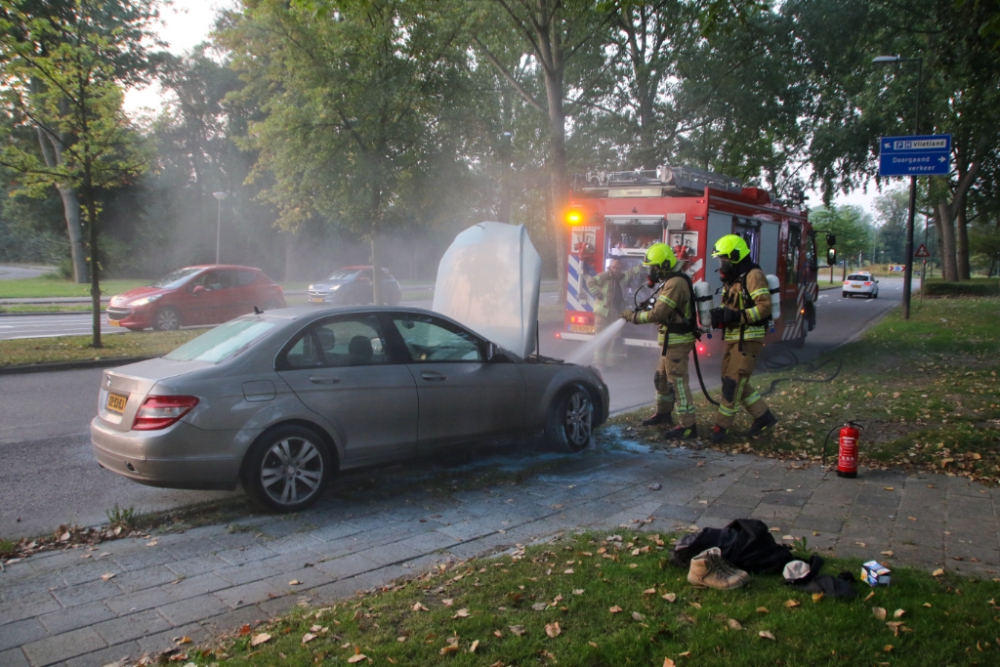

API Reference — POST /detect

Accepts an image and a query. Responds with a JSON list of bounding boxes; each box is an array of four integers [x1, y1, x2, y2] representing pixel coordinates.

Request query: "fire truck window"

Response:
[[734, 220, 760, 263], [786, 225, 801, 286], [607, 225, 662, 256], [806, 233, 818, 272]]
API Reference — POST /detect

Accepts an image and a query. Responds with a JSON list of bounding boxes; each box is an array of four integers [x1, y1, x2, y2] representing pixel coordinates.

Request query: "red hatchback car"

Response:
[[106, 265, 286, 331]]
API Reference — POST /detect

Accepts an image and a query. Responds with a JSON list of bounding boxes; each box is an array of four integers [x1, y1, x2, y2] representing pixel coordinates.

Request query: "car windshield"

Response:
[[165, 319, 278, 363], [150, 267, 201, 289], [847, 274, 869, 281], [325, 270, 358, 281]]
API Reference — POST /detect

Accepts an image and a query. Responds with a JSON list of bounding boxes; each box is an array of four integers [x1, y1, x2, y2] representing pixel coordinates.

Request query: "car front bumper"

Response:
[[105, 306, 153, 328], [90, 417, 246, 490]]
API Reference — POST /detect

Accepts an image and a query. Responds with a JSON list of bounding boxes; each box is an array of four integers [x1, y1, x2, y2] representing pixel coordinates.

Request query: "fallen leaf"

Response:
[[250, 633, 271, 647], [175, 636, 192, 645], [470, 639, 480, 653], [782, 535, 795, 541], [864, 591, 875, 602], [883, 645, 894, 653], [564, 568, 575, 574], [662, 593, 677, 602], [545, 622, 562, 638], [347, 654, 367, 663], [886, 621, 904, 636], [532, 602, 548, 611], [727, 618, 743, 630], [881, 551, 894, 557], [756, 607, 769, 613], [442, 598, 454, 607], [932, 568, 945, 577], [689, 602, 702, 609], [440, 644, 459, 655], [883, 487, 894, 491], [873, 607, 887, 620], [609, 605, 623, 614], [893, 609, 905, 618], [632, 611, 646, 621], [679, 652, 691, 657], [855, 542, 867, 548], [643, 588, 657, 595], [146, 539, 158, 547], [812, 593, 824, 603], [289, 580, 302, 586], [923, 603, 932, 608], [454, 608, 471, 618], [413, 602, 429, 612], [759, 631, 775, 640], [397, 636, 408, 642], [588, 641, 598, 648], [784, 600, 801, 609], [663, 659, 676, 667], [101, 573, 115, 581], [509, 625, 526, 636], [302, 633, 317, 644], [573, 589, 584, 595], [239, 624, 251, 636]]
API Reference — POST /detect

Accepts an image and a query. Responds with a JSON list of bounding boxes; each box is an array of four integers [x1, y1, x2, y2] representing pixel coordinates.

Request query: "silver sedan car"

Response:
[[91, 306, 609, 512]]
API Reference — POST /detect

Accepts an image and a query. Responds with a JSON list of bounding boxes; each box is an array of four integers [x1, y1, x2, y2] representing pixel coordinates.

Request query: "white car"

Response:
[[842, 272, 879, 299]]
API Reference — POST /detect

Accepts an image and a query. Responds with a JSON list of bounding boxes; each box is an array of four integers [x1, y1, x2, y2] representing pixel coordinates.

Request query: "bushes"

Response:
[[923, 279, 1000, 297]]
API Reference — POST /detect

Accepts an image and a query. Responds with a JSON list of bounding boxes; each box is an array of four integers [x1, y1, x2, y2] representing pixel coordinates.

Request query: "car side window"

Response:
[[283, 315, 390, 370], [390, 315, 483, 363], [237, 271, 257, 287]]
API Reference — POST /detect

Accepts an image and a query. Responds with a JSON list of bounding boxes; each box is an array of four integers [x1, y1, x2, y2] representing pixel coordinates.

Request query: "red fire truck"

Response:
[[560, 165, 819, 350]]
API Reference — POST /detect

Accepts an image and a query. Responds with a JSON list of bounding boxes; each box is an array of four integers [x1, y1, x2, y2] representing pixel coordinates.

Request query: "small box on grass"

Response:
[[862, 560, 891, 587]]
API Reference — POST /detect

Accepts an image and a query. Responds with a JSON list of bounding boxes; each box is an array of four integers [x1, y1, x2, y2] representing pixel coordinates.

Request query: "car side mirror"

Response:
[[486, 342, 499, 361], [192, 285, 207, 295], [826, 233, 836, 247]]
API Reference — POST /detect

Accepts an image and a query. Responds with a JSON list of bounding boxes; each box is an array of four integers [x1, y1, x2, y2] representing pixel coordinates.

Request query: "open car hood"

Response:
[[432, 222, 542, 359]]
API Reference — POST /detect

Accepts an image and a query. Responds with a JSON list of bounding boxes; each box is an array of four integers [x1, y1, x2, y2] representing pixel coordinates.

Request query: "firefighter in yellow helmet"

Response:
[[708, 234, 778, 443], [620, 243, 698, 440]]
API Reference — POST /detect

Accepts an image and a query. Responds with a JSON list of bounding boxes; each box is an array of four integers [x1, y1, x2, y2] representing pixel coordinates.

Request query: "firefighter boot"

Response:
[[746, 410, 778, 438], [710, 425, 729, 444], [687, 547, 749, 590], [663, 424, 698, 441], [641, 412, 674, 427]]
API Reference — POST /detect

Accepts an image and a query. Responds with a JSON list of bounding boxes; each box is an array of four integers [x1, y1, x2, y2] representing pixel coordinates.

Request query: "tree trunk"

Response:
[[956, 205, 970, 280], [36, 125, 88, 284], [543, 59, 569, 302], [84, 184, 101, 348], [937, 201, 959, 281]]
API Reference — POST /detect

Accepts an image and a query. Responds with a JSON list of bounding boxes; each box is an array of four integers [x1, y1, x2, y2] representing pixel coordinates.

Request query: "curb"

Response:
[[0, 310, 102, 317], [0, 356, 153, 376]]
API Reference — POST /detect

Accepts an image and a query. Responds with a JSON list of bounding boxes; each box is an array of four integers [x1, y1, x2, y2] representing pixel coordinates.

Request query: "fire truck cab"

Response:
[[561, 165, 818, 350]]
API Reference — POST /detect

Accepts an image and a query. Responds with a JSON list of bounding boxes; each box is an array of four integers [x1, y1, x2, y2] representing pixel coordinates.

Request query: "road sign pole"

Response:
[[903, 174, 916, 319]]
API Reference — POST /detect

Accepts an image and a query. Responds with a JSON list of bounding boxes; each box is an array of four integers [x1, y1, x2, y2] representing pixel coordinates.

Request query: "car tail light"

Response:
[[132, 395, 199, 430], [864, 281, 872, 285]]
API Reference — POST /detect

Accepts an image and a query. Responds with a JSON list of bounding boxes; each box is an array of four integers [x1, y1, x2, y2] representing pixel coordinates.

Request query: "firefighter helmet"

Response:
[[711, 234, 751, 262], [642, 242, 677, 269]]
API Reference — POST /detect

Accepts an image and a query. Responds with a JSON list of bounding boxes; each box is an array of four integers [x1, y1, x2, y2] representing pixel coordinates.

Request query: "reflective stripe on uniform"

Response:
[[675, 378, 694, 414], [750, 287, 770, 299], [743, 390, 762, 407], [719, 403, 739, 417], [658, 295, 678, 308], [724, 326, 765, 341]]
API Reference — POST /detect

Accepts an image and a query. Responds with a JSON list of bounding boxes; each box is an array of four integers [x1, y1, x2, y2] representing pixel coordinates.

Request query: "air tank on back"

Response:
[[693, 281, 714, 332]]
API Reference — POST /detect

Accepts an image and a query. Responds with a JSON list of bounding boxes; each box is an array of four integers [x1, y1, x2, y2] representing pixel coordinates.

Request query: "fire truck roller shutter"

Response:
[[758, 222, 780, 276]]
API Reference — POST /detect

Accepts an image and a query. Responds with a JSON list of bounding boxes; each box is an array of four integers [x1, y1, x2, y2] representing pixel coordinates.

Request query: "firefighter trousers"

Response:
[[714, 340, 769, 429], [654, 341, 696, 427]]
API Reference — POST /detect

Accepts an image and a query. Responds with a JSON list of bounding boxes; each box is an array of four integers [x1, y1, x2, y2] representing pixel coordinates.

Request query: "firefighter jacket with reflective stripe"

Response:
[[721, 267, 772, 342], [587, 264, 643, 317], [635, 274, 695, 346]]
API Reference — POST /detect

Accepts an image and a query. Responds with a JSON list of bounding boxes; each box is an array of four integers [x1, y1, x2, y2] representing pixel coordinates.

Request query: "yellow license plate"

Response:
[[309, 297, 324, 303], [569, 324, 595, 334], [106, 393, 128, 414], [108, 319, 121, 326]]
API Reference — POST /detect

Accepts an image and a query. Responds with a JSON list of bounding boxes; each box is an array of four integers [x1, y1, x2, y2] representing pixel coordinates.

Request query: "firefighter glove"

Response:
[[710, 307, 741, 328], [621, 308, 637, 323]]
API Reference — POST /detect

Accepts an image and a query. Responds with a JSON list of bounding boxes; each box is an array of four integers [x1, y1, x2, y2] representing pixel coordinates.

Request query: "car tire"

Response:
[[842, 292, 848, 298], [242, 424, 334, 513], [544, 383, 594, 453], [125, 326, 145, 332], [152, 306, 181, 331], [873, 290, 878, 299]]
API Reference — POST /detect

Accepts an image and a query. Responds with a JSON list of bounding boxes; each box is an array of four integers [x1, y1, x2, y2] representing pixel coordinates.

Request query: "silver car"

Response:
[[91, 306, 609, 512]]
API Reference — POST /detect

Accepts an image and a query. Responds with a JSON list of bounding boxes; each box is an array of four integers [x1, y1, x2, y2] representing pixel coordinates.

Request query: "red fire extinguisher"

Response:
[[836, 421, 863, 478]]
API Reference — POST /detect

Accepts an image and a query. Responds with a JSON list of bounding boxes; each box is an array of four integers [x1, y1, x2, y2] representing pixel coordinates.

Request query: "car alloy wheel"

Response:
[[153, 306, 180, 331], [545, 383, 594, 453], [244, 425, 333, 512]]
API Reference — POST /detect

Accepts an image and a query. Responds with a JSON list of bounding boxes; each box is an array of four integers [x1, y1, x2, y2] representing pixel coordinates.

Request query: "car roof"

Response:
[[181, 264, 263, 272]]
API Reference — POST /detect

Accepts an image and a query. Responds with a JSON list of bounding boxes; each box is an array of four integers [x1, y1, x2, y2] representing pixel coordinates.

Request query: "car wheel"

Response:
[[792, 329, 806, 348], [152, 306, 181, 331], [842, 292, 848, 298], [873, 290, 878, 299], [242, 424, 334, 513], [544, 383, 594, 453], [125, 326, 145, 332]]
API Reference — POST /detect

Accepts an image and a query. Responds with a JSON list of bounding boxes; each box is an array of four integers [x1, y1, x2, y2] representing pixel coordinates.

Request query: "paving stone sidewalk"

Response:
[[2, 443, 998, 667]]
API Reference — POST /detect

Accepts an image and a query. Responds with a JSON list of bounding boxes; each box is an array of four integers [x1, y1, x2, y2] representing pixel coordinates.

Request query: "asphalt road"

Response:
[[0, 278, 911, 540], [0, 264, 54, 280]]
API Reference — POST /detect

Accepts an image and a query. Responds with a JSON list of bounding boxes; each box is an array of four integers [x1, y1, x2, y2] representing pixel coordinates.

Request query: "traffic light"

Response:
[[565, 207, 584, 226], [827, 248, 837, 265]]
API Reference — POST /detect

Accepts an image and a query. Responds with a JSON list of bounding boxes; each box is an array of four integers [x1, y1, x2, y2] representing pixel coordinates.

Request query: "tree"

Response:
[[0, 0, 154, 345], [219, 0, 467, 303], [873, 188, 911, 263], [809, 205, 874, 267]]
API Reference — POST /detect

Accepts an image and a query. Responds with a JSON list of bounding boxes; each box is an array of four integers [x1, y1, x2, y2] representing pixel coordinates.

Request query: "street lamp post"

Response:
[[873, 54, 922, 319], [212, 191, 228, 264]]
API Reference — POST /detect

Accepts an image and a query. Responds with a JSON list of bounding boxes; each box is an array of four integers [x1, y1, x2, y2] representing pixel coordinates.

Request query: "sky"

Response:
[[126, 0, 880, 218]]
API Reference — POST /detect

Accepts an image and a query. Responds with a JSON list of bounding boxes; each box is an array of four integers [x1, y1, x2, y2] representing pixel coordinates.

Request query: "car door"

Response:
[[276, 314, 418, 464], [385, 313, 525, 451]]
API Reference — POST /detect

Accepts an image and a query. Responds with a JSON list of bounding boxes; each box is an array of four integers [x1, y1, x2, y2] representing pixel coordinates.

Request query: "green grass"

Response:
[[0, 330, 202, 367], [0, 275, 148, 299], [0, 304, 95, 314], [604, 296, 1000, 486], [174, 531, 1000, 667]]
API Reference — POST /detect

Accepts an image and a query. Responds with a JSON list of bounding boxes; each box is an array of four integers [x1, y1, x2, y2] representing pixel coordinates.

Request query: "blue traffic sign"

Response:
[[879, 134, 952, 177]]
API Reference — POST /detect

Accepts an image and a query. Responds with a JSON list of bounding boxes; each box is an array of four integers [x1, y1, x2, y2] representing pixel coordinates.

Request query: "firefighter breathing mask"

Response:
[[642, 243, 677, 285]]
